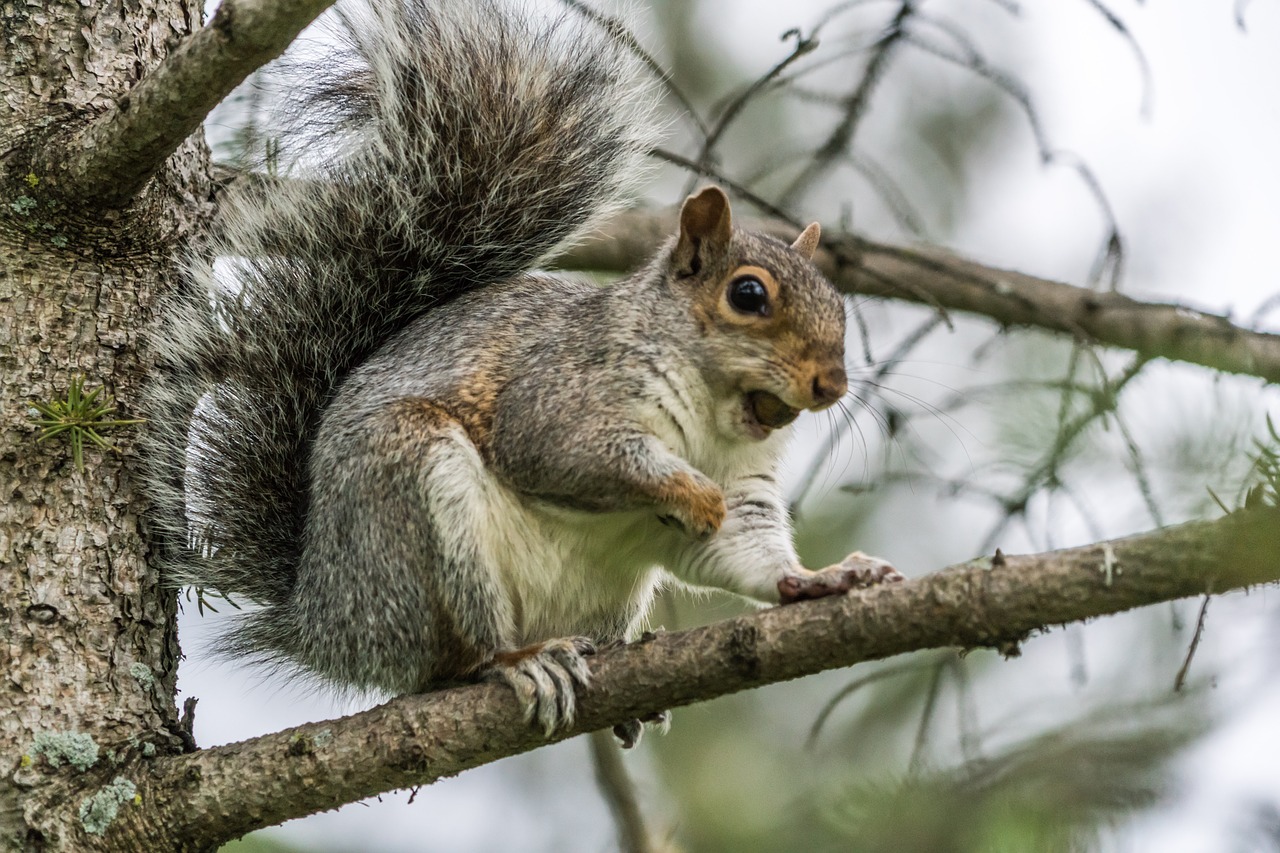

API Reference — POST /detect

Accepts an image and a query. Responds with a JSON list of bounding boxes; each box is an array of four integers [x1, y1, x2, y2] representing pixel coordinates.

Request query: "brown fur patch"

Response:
[[653, 470, 726, 536], [373, 397, 457, 455], [449, 367, 503, 456], [491, 641, 549, 668]]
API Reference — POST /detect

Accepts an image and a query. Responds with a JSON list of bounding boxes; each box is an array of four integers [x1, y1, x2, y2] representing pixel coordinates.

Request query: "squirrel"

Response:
[[143, 0, 901, 739]]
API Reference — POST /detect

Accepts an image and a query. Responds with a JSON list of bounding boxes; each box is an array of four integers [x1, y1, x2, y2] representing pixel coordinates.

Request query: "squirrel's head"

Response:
[[668, 186, 848, 441]]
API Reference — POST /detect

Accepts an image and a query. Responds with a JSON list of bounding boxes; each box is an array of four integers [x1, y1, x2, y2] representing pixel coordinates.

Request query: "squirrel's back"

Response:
[[143, 0, 657, 627]]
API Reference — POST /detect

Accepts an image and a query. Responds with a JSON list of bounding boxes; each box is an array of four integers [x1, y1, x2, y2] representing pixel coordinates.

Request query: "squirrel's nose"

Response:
[[810, 364, 848, 408]]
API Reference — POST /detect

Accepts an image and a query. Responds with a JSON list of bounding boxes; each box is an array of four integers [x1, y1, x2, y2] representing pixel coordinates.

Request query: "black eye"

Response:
[[727, 276, 769, 315]]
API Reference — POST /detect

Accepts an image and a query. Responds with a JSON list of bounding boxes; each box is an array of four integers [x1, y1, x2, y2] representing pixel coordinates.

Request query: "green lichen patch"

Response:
[[286, 728, 335, 757], [5, 176, 69, 247], [10, 195, 36, 215], [79, 777, 137, 836], [30, 731, 99, 772], [128, 662, 155, 689]]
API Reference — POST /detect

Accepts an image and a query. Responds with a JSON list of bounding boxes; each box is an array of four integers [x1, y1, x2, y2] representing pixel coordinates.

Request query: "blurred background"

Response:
[[192, 1, 1280, 849]]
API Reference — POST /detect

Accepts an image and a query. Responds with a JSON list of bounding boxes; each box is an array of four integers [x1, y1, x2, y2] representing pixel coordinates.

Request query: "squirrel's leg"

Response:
[[667, 476, 902, 604], [390, 401, 598, 733], [309, 397, 593, 731]]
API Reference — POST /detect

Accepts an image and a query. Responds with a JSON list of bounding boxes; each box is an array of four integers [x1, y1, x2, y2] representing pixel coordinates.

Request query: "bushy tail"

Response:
[[143, 0, 656, 608]]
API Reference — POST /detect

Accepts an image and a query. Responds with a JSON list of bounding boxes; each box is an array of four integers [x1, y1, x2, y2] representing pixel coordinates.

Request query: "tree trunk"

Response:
[[1, 0, 208, 847]]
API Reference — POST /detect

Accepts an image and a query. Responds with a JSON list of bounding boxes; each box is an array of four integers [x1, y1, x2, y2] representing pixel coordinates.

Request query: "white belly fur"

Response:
[[428, 428, 672, 645], [426, 376, 789, 645]]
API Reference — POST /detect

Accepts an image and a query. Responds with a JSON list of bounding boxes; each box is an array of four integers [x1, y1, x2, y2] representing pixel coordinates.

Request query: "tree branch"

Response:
[[559, 210, 1280, 385], [42, 0, 335, 207], [97, 508, 1278, 850], [590, 729, 657, 853]]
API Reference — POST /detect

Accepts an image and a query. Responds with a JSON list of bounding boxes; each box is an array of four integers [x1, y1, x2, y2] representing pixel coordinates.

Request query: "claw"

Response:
[[486, 637, 596, 736], [612, 709, 671, 749], [778, 552, 903, 604]]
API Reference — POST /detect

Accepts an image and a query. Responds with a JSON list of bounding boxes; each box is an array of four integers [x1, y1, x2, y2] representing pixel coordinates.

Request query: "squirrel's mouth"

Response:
[[743, 390, 800, 439]]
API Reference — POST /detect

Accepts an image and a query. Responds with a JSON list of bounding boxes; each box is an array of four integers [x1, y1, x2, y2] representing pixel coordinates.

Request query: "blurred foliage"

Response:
[[814, 706, 1202, 853], [1244, 416, 1280, 508]]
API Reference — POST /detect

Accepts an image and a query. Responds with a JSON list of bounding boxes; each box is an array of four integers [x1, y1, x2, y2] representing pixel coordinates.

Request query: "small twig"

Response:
[[908, 659, 947, 774], [650, 148, 802, 227], [1081, 0, 1155, 116], [1173, 593, 1213, 692], [950, 655, 983, 763], [682, 26, 819, 197], [174, 697, 199, 753], [560, 0, 709, 138], [1236, 0, 1255, 30], [977, 356, 1150, 555], [589, 730, 656, 853], [779, 1, 916, 208], [901, 21, 1127, 292], [806, 659, 935, 750]]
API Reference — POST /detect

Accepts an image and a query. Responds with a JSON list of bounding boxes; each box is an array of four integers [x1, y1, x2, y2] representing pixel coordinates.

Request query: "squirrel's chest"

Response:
[[635, 362, 786, 478]]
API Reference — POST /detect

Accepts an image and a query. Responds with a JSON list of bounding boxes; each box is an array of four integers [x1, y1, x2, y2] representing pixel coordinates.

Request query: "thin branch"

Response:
[[1236, 0, 1255, 31], [900, 21, 1126, 288], [40, 0, 337, 207], [683, 26, 819, 197], [559, 0, 710, 139], [552, 209, 1280, 385], [589, 730, 656, 853], [805, 659, 935, 750], [1081, 0, 1155, 117], [1173, 592, 1213, 692], [779, 1, 916, 208], [98, 507, 1280, 850], [908, 659, 947, 774], [977, 355, 1150, 554]]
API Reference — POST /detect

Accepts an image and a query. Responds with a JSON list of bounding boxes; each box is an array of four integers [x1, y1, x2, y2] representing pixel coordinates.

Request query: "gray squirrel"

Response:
[[144, 0, 900, 737]]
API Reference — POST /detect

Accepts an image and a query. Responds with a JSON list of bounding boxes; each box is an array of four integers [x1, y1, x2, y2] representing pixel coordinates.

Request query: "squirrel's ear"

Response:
[[674, 186, 733, 276], [791, 222, 821, 260]]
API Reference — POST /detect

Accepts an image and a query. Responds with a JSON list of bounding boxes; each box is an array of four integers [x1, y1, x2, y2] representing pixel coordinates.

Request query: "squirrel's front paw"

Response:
[[777, 552, 903, 603], [656, 471, 726, 540], [486, 637, 596, 735]]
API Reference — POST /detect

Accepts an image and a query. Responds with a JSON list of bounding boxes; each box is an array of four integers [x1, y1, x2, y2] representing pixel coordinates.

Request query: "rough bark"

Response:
[[33, 0, 336, 208], [64, 508, 1280, 851], [1, 0, 211, 849]]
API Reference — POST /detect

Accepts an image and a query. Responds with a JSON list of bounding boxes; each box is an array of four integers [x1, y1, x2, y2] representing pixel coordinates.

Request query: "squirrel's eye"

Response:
[[727, 276, 769, 315]]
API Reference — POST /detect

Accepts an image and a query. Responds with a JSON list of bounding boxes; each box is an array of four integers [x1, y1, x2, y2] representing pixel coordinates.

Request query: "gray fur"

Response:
[[143, 0, 849, 701], [142, 0, 655, 688]]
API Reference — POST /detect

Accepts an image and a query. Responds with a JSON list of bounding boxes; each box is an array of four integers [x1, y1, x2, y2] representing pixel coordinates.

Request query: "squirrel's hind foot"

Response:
[[487, 637, 596, 735], [612, 710, 670, 749]]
